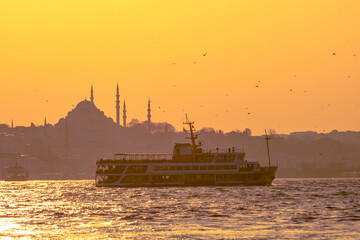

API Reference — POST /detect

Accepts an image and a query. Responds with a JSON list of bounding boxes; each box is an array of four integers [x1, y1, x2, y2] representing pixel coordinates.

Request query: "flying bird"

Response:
[[203, 52, 207, 56], [332, 53, 336, 56], [247, 112, 251, 115], [255, 85, 259, 88]]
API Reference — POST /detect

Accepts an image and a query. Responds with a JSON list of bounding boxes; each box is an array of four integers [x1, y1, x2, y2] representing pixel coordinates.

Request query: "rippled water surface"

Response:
[[1, 178, 360, 239]]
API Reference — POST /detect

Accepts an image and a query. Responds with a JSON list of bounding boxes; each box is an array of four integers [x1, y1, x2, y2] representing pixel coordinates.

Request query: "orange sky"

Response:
[[1, 1, 359, 135]]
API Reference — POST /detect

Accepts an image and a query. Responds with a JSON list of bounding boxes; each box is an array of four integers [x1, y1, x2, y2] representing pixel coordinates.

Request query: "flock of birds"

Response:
[[167, 51, 358, 119]]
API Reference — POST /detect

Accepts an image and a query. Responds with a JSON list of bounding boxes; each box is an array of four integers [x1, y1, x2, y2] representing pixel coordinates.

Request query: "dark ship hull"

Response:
[[95, 163, 277, 187]]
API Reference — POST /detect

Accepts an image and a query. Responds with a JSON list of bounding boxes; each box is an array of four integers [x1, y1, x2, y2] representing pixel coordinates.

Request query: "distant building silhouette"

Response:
[[123, 100, 127, 128], [147, 98, 151, 131], [116, 83, 120, 126], [11, 119, 13, 129], [90, 85, 94, 103], [65, 118, 69, 161]]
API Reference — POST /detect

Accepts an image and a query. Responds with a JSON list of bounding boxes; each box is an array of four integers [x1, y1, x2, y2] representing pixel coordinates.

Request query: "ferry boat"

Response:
[[2, 161, 29, 181], [95, 117, 277, 187]]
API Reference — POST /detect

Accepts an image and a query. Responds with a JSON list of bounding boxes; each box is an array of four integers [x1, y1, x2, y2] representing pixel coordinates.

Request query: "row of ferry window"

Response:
[[152, 165, 237, 171], [96, 173, 260, 184]]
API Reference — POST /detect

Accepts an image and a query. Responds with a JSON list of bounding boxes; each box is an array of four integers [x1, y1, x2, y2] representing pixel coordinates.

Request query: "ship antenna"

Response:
[[265, 129, 271, 167], [183, 114, 201, 153]]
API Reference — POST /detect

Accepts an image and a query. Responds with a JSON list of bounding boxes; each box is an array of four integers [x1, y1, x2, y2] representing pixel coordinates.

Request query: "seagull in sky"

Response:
[[203, 52, 207, 56], [332, 53, 336, 56]]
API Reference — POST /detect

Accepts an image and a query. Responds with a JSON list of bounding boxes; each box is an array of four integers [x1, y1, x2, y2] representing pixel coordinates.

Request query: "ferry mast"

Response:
[[183, 114, 202, 153], [265, 129, 271, 167]]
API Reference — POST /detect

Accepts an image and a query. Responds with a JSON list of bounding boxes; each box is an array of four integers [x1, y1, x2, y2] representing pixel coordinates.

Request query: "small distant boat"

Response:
[[2, 160, 29, 181]]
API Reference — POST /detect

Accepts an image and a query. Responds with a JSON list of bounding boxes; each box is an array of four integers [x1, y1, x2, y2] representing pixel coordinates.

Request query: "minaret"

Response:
[[116, 83, 120, 126], [11, 119, 13, 129], [147, 98, 151, 131], [123, 100, 127, 128], [44, 117, 47, 140], [90, 85, 94, 103]]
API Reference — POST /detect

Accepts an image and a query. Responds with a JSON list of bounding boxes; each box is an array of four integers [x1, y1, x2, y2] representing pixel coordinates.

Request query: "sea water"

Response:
[[0, 178, 359, 239]]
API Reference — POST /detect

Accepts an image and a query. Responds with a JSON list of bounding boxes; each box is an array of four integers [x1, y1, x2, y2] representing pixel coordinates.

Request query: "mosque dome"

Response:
[[74, 99, 95, 109], [55, 98, 116, 131]]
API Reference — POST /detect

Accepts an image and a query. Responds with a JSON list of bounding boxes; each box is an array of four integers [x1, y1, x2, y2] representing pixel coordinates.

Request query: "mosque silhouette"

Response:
[[58, 84, 152, 129]]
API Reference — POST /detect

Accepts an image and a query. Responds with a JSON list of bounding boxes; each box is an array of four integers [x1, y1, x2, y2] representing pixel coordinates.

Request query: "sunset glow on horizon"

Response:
[[1, 1, 360, 135]]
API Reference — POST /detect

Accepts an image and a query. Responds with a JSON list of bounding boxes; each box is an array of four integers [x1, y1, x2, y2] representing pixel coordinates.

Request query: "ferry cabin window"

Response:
[[153, 166, 159, 171], [176, 166, 183, 171], [169, 166, 176, 171], [184, 166, 191, 170], [200, 165, 206, 170], [121, 175, 149, 183], [208, 165, 215, 170], [215, 155, 236, 162], [126, 165, 148, 173], [114, 165, 125, 173], [160, 166, 167, 171], [223, 165, 230, 170], [152, 175, 182, 182], [192, 166, 199, 170], [230, 165, 237, 170], [215, 165, 222, 170]]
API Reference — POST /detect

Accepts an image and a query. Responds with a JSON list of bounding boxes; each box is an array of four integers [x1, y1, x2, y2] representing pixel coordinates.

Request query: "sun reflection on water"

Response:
[[0, 179, 360, 238]]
